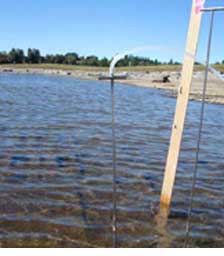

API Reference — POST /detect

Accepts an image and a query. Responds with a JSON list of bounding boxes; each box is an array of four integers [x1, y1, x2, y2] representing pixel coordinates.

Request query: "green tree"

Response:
[[0, 47, 183, 67], [85, 55, 99, 66], [53, 54, 65, 64], [8, 48, 25, 63], [168, 59, 174, 65], [27, 48, 41, 63], [45, 54, 55, 63], [128, 56, 139, 66], [77, 56, 86, 65], [0, 52, 9, 64], [99, 57, 109, 67], [117, 55, 129, 67], [64, 53, 79, 65]]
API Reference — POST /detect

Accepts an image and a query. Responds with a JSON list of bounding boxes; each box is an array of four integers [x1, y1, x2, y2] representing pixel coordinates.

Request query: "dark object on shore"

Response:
[[152, 75, 170, 83], [2, 69, 13, 73], [163, 75, 170, 83], [67, 72, 71, 76]]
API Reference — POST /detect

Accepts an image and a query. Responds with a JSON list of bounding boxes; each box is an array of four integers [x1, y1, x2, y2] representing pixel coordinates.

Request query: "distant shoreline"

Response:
[[1, 64, 224, 105]]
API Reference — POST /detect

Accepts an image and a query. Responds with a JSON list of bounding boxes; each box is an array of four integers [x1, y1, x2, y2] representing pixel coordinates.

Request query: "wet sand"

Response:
[[1, 67, 224, 104]]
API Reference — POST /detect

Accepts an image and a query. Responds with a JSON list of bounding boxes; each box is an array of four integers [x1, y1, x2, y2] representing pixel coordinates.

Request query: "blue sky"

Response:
[[0, 0, 224, 62]]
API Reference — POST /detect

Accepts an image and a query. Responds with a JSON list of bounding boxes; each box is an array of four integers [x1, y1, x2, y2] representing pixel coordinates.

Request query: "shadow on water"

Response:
[[54, 149, 99, 246], [74, 152, 94, 246], [154, 207, 174, 248]]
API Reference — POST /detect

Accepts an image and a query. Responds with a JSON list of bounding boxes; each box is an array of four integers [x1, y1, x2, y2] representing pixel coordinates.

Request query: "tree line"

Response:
[[0, 48, 182, 67]]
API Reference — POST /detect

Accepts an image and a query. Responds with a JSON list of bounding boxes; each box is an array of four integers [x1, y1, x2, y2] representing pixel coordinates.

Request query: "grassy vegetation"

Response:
[[0, 63, 108, 72], [0, 63, 183, 72], [213, 64, 224, 72], [1, 63, 224, 73]]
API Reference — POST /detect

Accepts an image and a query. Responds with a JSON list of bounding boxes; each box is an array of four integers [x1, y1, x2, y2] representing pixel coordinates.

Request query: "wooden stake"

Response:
[[160, 0, 203, 209]]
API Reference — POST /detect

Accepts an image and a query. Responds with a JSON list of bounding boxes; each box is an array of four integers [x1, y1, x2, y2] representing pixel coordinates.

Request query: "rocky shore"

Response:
[[1, 67, 224, 105]]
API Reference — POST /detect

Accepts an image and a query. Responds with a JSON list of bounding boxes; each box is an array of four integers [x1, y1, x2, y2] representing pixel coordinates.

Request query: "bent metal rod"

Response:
[[99, 73, 127, 248]]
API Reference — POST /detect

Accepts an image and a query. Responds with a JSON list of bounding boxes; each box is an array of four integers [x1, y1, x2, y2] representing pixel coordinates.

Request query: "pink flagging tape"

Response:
[[195, 0, 205, 14]]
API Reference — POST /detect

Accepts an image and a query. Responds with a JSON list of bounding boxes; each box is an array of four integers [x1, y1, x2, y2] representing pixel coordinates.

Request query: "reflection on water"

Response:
[[0, 73, 223, 247]]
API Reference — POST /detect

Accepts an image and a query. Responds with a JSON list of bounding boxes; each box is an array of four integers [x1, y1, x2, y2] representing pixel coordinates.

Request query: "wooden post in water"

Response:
[[160, 0, 203, 209]]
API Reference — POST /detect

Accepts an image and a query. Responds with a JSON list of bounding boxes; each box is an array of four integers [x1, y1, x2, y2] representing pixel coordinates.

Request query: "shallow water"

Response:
[[0, 73, 223, 248]]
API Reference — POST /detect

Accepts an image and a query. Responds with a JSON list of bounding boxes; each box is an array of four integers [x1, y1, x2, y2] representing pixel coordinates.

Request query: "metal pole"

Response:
[[99, 66, 127, 249], [111, 78, 117, 248], [201, 7, 224, 12], [184, 10, 215, 248]]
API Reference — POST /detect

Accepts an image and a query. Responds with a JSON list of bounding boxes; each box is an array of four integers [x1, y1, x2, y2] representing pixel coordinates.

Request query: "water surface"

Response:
[[0, 73, 223, 247]]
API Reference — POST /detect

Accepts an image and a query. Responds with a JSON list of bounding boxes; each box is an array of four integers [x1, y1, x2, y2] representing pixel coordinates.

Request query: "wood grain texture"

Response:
[[160, 0, 203, 209]]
